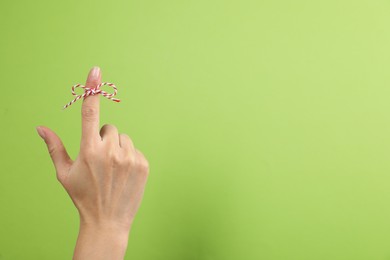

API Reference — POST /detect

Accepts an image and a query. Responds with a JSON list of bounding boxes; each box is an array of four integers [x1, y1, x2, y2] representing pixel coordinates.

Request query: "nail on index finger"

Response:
[[81, 66, 102, 145]]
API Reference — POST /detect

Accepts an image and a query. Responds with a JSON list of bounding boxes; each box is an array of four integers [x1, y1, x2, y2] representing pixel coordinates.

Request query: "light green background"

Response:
[[1, 0, 390, 259]]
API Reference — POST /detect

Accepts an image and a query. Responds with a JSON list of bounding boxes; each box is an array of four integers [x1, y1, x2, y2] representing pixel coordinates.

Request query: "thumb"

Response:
[[36, 126, 73, 183]]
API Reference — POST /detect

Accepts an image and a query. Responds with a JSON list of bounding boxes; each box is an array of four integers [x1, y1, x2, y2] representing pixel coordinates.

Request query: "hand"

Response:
[[36, 66, 150, 259]]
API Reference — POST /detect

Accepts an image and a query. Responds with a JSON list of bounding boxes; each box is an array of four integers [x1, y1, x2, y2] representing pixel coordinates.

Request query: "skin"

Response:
[[35, 66, 149, 259]]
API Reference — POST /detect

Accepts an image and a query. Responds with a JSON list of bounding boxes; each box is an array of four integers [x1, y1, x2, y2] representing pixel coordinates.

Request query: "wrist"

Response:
[[78, 213, 133, 235], [79, 221, 131, 243], [73, 220, 131, 260]]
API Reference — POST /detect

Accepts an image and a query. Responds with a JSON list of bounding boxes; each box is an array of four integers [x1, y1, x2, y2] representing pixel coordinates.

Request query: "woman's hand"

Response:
[[36, 66, 149, 259]]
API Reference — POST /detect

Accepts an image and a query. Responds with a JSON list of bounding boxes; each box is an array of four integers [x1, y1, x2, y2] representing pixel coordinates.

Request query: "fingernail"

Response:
[[90, 66, 100, 78], [36, 126, 45, 140]]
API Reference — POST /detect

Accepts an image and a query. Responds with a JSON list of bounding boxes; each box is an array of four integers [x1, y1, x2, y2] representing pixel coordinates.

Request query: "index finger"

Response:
[[81, 66, 102, 146]]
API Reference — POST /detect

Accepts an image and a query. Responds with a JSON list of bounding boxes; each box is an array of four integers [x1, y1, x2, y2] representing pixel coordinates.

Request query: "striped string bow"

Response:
[[62, 82, 120, 110]]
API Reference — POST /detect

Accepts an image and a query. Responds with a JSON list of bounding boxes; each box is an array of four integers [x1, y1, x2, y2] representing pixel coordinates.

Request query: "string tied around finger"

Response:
[[62, 82, 121, 110]]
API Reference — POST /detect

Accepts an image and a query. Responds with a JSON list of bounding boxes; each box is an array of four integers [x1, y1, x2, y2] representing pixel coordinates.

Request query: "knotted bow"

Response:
[[62, 82, 120, 110]]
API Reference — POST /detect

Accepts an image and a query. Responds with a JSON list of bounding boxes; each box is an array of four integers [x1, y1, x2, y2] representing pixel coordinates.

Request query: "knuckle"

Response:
[[107, 149, 122, 166], [121, 153, 136, 171], [120, 134, 134, 147], [48, 145, 57, 156], [100, 124, 119, 137], [82, 106, 98, 120], [134, 149, 149, 174], [140, 160, 150, 174], [102, 123, 109, 128], [121, 133, 132, 142], [137, 157, 149, 174], [128, 154, 136, 167], [106, 148, 114, 160], [120, 133, 128, 138], [110, 124, 118, 131], [112, 154, 122, 165]]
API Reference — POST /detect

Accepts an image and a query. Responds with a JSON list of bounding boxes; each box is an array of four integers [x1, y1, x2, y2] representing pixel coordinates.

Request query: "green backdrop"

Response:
[[1, 0, 390, 259]]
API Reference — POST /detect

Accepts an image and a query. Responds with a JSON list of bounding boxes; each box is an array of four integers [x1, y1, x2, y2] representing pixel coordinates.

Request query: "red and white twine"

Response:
[[63, 82, 120, 110]]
